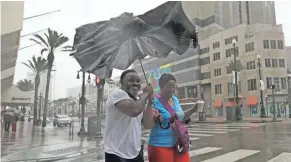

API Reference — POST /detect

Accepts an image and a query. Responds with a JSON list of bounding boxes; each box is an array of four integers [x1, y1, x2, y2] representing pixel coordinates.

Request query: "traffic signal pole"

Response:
[[95, 77, 105, 138]]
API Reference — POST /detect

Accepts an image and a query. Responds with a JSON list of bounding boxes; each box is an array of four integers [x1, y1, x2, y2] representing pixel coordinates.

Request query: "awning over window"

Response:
[[247, 96, 258, 106], [214, 99, 223, 108], [226, 98, 242, 107]]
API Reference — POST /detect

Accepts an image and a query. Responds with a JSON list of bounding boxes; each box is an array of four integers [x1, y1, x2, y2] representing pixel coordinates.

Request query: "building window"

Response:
[[199, 47, 210, 55], [201, 71, 211, 80], [214, 68, 222, 76], [281, 78, 287, 89], [215, 84, 222, 94], [263, 40, 269, 49], [225, 35, 238, 45], [273, 77, 280, 91], [266, 77, 272, 89], [245, 42, 254, 53], [226, 47, 239, 58], [277, 40, 284, 49], [226, 66, 232, 74], [270, 40, 276, 49], [213, 52, 220, 61], [188, 86, 198, 98], [272, 59, 278, 67], [246, 60, 256, 70], [248, 79, 257, 91], [213, 42, 220, 49], [265, 59, 271, 67], [200, 57, 210, 66], [279, 59, 285, 68]]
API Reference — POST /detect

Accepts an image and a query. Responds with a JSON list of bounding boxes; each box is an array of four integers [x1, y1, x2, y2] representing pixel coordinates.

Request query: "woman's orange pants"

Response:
[[148, 145, 190, 162]]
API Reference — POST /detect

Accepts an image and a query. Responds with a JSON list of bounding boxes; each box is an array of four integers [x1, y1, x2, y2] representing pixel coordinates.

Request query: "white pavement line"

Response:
[[188, 130, 227, 134], [189, 133, 213, 137], [187, 128, 240, 132], [189, 147, 222, 156], [266, 152, 291, 162], [190, 137, 200, 141], [201, 149, 260, 162], [144, 147, 222, 162], [202, 126, 250, 129]]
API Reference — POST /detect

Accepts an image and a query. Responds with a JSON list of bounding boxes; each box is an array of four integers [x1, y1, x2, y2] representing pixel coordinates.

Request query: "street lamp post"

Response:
[[265, 95, 268, 117], [77, 70, 91, 137], [257, 55, 266, 118], [232, 39, 241, 121], [271, 84, 276, 121]]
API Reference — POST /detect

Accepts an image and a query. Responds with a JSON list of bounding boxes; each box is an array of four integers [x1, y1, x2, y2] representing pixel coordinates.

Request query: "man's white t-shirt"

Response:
[[104, 89, 143, 159]]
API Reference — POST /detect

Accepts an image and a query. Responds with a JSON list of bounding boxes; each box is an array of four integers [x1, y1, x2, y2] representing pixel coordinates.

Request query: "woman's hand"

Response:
[[153, 109, 163, 124]]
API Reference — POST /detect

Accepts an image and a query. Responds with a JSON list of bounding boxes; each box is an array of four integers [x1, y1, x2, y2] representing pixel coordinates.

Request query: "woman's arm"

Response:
[[183, 103, 198, 121], [143, 96, 161, 129]]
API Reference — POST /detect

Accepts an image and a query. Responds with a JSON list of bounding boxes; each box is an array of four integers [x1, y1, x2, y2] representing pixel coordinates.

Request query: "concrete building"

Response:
[[27, 72, 54, 101], [183, 1, 276, 40], [132, 1, 289, 118], [1, 1, 25, 92], [286, 46, 291, 72]]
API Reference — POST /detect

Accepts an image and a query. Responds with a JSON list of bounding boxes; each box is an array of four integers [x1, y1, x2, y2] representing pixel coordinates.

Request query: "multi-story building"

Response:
[[1, 1, 26, 111], [132, 1, 289, 118], [27, 71, 54, 101], [1, 1, 24, 93], [286, 46, 291, 72]]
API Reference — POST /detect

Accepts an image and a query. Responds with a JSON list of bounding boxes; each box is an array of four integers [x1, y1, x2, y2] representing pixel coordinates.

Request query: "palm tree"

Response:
[[30, 28, 70, 127], [16, 79, 34, 115], [22, 56, 48, 125], [17, 79, 34, 91], [228, 60, 245, 72]]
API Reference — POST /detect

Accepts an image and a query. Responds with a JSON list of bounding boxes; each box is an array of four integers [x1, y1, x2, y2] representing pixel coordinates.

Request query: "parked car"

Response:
[[53, 115, 72, 127], [28, 116, 34, 122]]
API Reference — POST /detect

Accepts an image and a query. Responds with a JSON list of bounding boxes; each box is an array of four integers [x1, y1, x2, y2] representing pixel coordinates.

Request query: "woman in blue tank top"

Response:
[[147, 73, 199, 162]]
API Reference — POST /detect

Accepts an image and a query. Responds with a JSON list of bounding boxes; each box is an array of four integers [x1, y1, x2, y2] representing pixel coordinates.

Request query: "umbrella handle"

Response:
[[139, 59, 149, 84]]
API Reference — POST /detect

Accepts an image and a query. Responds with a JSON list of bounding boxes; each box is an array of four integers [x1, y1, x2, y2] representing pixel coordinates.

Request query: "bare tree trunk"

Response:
[[33, 74, 40, 125], [42, 57, 53, 127]]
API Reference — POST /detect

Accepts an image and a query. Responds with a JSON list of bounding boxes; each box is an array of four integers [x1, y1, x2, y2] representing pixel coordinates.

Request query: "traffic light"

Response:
[[95, 76, 105, 88], [95, 76, 101, 87]]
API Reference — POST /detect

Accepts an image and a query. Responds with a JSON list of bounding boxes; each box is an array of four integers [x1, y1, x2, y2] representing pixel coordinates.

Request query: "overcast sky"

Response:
[[14, 0, 291, 100]]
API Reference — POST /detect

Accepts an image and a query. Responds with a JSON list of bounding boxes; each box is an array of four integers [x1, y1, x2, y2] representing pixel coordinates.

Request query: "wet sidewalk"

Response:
[[1, 121, 96, 162]]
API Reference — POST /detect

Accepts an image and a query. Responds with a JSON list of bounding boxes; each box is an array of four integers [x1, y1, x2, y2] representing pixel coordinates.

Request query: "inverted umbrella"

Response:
[[71, 1, 198, 79]]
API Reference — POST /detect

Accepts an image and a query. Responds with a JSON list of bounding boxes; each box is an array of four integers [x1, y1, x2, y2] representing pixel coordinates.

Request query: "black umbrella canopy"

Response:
[[71, 1, 198, 78]]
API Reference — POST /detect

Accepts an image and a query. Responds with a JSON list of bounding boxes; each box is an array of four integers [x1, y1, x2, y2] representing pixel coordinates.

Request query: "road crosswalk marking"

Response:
[[96, 147, 290, 162], [189, 147, 222, 156], [188, 133, 213, 137], [200, 149, 260, 162], [187, 130, 227, 134], [187, 128, 239, 132], [266, 152, 291, 162]]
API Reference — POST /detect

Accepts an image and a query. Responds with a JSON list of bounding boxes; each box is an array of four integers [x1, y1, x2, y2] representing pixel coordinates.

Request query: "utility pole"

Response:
[[96, 77, 105, 138], [232, 39, 241, 121], [257, 55, 266, 118], [271, 85, 276, 121]]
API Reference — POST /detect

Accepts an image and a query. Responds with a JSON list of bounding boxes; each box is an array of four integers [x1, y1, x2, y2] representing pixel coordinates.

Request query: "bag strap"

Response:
[[155, 94, 178, 120]]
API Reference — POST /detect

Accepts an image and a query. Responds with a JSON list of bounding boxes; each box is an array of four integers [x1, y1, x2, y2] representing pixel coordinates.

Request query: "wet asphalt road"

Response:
[[185, 121, 291, 162], [1, 118, 291, 162]]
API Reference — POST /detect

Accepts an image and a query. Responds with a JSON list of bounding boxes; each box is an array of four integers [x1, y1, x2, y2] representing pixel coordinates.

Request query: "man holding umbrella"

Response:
[[104, 69, 160, 162], [71, 1, 198, 161]]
